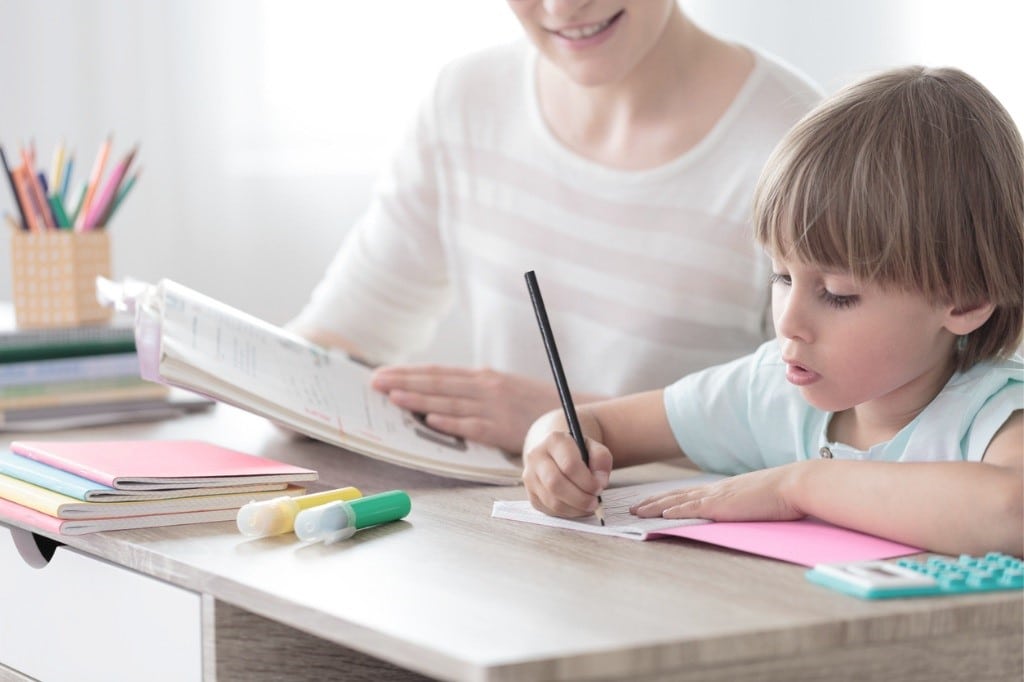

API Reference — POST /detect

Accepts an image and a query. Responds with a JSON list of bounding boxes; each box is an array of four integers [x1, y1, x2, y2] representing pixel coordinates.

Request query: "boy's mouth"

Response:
[[784, 359, 822, 386]]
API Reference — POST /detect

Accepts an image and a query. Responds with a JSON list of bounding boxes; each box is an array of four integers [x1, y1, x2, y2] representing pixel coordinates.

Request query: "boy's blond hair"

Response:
[[754, 66, 1023, 370]]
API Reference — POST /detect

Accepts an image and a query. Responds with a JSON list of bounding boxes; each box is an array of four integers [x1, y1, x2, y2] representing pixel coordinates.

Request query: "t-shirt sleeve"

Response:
[[662, 343, 773, 475], [288, 78, 453, 363], [966, 375, 1024, 462]]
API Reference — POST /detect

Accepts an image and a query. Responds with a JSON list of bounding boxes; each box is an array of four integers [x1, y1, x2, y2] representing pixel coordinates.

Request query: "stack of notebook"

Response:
[[0, 440, 318, 535], [0, 305, 214, 431]]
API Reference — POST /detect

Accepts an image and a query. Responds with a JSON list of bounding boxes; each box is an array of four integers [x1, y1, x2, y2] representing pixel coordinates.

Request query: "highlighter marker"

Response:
[[236, 486, 362, 538], [294, 490, 411, 544]]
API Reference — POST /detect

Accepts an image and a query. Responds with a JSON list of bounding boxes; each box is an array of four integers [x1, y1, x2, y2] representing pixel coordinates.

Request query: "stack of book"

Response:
[[0, 306, 213, 430], [0, 440, 318, 535]]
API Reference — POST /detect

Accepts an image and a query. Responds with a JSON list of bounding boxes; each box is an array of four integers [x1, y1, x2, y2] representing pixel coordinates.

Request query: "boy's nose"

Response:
[[774, 291, 813, 343]]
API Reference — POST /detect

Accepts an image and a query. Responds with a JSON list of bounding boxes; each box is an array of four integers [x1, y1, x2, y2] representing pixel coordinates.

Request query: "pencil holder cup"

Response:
[[10, 230, 113, 328]]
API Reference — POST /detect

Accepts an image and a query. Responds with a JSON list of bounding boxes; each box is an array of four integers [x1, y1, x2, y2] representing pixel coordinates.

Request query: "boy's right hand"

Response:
[[522, 431, 612, 518]]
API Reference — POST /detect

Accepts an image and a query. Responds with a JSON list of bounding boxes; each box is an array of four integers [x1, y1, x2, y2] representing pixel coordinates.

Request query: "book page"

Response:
[[148, 280, 519, 481], [158, 281, 361, 431], [492, 475, 722, 539]]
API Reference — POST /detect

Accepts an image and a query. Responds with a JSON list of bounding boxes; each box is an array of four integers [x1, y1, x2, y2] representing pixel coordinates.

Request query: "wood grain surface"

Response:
[[3, 405, 1021, 681]]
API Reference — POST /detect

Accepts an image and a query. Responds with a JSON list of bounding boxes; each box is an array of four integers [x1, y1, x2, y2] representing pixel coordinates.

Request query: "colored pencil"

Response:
[[75, 134, 112, 230], [0, 145, 28, 230]]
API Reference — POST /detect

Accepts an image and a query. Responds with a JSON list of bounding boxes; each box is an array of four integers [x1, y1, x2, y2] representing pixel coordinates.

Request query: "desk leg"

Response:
[[201, 597, 433, 682]]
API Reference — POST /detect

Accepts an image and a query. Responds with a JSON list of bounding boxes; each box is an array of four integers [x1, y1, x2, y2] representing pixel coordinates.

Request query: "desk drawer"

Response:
[[0, 526, 201, 682]]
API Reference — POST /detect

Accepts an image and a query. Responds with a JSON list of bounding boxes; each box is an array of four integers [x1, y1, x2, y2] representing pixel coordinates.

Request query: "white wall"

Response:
[[0, 0, 1020, 361]]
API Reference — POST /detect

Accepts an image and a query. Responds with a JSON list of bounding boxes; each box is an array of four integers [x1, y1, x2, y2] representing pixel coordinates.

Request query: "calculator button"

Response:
[[939, 575, 967, 590], [967, 573, 998, 588], [1002, 572, 1024, 589]]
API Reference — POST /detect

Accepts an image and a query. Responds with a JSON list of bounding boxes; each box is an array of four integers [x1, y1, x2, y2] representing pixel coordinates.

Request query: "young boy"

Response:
[[522, 66, 1023, 557]]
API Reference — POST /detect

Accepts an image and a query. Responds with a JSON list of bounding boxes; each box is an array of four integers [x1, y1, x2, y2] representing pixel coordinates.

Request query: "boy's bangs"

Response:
[[755, 148, 865, 275]]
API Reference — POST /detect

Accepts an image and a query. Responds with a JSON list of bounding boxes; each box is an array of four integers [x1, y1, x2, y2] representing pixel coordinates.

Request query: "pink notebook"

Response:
[[9, 440, 318, 490], [0, 497, 238, 536], [492, 474, 922, 567], [653, 518, 920, 567]]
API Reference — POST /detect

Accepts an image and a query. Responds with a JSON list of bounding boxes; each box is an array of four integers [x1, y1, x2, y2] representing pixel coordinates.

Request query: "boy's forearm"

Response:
[[788, 460, 1024, 556]]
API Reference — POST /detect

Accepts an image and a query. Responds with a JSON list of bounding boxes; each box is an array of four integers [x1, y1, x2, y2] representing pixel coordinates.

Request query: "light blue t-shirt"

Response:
[[663, 340, 1023, 475]]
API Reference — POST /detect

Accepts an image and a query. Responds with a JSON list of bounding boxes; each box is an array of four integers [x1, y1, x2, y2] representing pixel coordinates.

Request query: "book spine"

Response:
[[0, 464, 87, 500], [0, 339, 137, 364], [0, 375, 155, 399], [0, 382, 168, 410], [0, 473, 64, 516], [8, 442, 113, 487], [0, 352, 141, 388]]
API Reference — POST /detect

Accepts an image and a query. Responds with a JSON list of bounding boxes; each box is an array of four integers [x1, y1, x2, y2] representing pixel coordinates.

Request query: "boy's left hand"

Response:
[[630, 464, 805, 522]]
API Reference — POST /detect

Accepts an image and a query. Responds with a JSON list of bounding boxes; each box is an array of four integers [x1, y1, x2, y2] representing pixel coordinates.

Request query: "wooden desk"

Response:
[[2, 405, 1021, 681]]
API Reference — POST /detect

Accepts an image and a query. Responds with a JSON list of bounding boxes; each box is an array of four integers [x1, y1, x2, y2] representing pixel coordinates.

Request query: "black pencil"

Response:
[[524, 270, 605, 526], [0, 145, 28, 230]]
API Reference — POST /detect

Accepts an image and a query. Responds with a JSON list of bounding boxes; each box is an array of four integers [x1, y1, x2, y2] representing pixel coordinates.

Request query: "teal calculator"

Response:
[[805, 552, 1024, 599]]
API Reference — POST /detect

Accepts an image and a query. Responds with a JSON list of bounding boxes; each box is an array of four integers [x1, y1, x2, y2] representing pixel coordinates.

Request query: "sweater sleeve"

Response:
[[289, 77, 453, 363]]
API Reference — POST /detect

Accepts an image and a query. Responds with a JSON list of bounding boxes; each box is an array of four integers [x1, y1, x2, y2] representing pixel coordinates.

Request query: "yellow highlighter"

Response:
[[236, 487, 362, 538]]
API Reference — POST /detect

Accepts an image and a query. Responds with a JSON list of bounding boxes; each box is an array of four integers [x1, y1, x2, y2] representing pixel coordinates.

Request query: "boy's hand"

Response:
[[630, 464, 804, 522], [522, 431, 612, 518]]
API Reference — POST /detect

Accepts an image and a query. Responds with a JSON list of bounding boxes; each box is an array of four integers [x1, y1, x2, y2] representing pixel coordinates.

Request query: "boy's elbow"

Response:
[[998, 476, 1023, 557], [986, 469, 1024, 557]]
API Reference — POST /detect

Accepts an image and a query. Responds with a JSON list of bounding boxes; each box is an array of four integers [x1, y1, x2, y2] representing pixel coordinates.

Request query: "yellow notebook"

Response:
[[0, 472, 304, 519]]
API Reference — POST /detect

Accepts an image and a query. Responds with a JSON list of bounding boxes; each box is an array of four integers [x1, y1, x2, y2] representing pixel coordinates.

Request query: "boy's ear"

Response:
[[944, 301, 996, 335]]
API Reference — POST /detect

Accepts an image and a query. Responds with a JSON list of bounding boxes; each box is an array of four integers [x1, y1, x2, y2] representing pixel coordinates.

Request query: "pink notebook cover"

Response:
[[9, 440, 317, 489], [0, 497, 237, 536], [654, 518, 921, 567], [0, 497, 63, 535]]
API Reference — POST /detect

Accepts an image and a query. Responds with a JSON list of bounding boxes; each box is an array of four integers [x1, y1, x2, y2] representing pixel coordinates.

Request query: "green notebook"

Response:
[[0, 323, 136, 363]]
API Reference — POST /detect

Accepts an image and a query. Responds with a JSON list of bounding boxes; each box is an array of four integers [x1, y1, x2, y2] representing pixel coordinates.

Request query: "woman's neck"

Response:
[[536, 10, 753, 169]]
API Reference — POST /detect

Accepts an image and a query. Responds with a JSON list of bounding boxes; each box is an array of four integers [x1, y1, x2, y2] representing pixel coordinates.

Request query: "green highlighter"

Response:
[[294, 490, 411, 544]]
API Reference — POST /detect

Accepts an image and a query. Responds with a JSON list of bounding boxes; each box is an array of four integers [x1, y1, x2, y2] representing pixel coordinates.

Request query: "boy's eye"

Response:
[[822, 290, 859, 309], [768, 272, 791, 286]]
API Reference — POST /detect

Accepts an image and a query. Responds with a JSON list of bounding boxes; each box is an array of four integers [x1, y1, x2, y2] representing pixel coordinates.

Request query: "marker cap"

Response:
[[294, 490, 412, 544], [236, 496, 298, 538]]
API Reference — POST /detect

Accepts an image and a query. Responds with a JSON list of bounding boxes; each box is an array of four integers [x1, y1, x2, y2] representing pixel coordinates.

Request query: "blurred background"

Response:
[[1, 0, 1021, 360]]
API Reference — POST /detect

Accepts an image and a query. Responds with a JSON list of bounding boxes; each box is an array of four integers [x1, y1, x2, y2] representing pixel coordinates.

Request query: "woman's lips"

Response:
[[549, 10, 624, 46]]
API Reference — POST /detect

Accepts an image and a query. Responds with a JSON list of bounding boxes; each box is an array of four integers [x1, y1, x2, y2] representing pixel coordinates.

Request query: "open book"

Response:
[[492, 476, 921, 566], [98, 278, 522, 484], [493, 476, 719, 539]]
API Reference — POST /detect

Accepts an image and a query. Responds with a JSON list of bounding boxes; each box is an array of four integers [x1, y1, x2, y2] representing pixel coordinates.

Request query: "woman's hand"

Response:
[[522, 431, 612, 518], [630, 463, 805, 522], [370, 365, 588, 453]]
